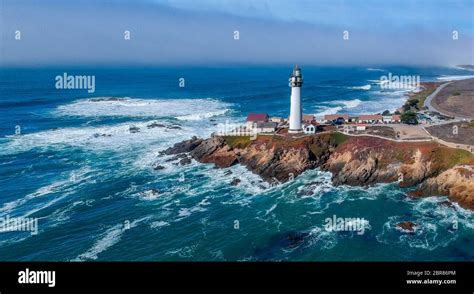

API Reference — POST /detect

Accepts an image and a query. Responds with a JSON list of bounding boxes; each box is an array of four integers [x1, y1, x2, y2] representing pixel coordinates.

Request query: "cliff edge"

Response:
[[161, 133, 474, 210]]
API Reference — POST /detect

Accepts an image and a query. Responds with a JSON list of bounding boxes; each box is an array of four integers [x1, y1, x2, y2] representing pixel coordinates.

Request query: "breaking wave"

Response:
[[436, 75, 474, 81], [347, 84, 371, 90], [314, 99, 362, 116], [56, 97, 232, 119]]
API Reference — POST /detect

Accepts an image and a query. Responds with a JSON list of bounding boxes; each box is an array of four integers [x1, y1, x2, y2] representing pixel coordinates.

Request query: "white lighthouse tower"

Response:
[[288, 64, 303, 133]]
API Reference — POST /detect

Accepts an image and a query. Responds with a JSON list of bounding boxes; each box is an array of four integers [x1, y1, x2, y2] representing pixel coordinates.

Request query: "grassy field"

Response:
[[403, 82, 439, 111], [426, 122, 474, 145], [330, 132, 349, 145], [223, 136, 252, 148], [432, 78, 474, 119], [431, 147, 474, 170]]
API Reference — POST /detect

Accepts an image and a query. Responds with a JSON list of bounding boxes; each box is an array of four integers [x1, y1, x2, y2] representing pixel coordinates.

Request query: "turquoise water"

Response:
[[0, 66, 473, 261]]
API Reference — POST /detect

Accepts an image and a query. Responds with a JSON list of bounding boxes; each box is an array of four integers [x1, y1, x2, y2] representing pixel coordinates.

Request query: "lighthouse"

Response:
[[288, 64, 303, 133]]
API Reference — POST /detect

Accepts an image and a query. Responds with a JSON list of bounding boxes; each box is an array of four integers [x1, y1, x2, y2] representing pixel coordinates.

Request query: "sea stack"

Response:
[[289, 64, 303, 133]]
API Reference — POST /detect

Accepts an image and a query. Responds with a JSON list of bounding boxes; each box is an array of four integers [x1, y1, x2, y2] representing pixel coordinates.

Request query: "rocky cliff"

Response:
[[410, 166, 474, 210], [161, 133, 474, 210]]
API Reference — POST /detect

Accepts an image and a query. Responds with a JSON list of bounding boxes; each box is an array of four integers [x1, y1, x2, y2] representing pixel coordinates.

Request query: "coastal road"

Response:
[[423, 79, 474, 121], [423, 81, 452, 116]]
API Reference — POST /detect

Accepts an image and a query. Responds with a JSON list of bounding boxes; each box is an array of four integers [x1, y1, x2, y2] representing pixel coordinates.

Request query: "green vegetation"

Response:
[[432, 147, 474, 170], [452, 91, 461, 96], [382, 110, 391, 116], [466, 122, 474, 128], [415, 87, 436, 108], [394, 150, 407, 162], [400, 111, 418, 125], [330, 132, 348, 145], [223, 136, 251, 149], [402, 85, 437, 111], [309, 144, 325, 157], [405, 98, 419, 108]]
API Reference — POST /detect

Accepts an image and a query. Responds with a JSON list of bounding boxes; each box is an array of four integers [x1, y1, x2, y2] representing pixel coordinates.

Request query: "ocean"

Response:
[[0, 65, 473, 261]]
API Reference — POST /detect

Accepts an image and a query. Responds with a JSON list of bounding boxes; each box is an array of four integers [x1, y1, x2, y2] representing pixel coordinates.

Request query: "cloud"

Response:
[[1, 0, 472, 66]]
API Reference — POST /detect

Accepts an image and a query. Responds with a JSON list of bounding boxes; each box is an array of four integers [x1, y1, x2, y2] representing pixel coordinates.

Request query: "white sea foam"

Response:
[[3, 120, 204, 154], [176, 109, 229, 121], [56, 97, 232, 120], [73, 217, 150, 261], [367, 79, 390, 85], [454, 66, 474, 72], [0, 167, 94, 216], [306, 226, 338, 250], [376, 212, 457, 251], [347, 85, 371, 90], [314, 106, 343, 116], [314, 99, 362, 116], [366, 68, 386, 72], [265, 204, 277, 216], [150, 221, 170, 229], [436, 75, 474, 81], [175, 197, 211, 220]]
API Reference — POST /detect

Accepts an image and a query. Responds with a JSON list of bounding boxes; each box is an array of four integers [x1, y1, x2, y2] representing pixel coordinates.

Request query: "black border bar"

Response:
[[0, 262, 472, 289]]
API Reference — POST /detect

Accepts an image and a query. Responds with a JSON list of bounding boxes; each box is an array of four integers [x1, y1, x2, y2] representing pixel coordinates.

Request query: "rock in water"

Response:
[[230, 178, 241, 186], [166, 154, 188, 162], [438, 200, 455, 209], [147, 122, 166, 129], [129, 125, 140, 133], [179, 157, 192, 165], [161, 136, 203, 155], [396, 221, 417, 233], [153, 165, 165, 170], [190, 136, 238, 168], [282, 231, 309, 249]]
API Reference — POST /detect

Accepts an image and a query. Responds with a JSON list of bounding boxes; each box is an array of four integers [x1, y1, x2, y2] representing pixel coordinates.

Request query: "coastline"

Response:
[[160, 76, 474, 211], [162, 131, 474, 210]]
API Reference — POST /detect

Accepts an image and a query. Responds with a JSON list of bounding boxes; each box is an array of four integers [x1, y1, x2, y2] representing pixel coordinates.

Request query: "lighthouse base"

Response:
[[288, 128, 303, 134]]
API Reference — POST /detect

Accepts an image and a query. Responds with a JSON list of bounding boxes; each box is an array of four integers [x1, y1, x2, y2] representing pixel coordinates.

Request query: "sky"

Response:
[[0, 0, 473, 66]]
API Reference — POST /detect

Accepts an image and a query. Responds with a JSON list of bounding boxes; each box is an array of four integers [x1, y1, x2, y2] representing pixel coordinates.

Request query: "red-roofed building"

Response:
[[247, 113, 268, 122], [358, 115, 383, 123], [246, 113, 269, 129], [303, 114, 315, 123], [391, 115, 401, 123], [324, 114, 349, 123]]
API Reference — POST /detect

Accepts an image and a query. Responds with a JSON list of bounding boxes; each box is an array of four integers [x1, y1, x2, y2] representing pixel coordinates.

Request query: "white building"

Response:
[[315, 116, 325, 124], [288, 65, 303, 133], [342, 124, 367, 133], [358, 115, 383, 124], [303, 124, 316, 134], [382, 116, 392, 123], [255, 121, 277, 133], [270, 117, 284, 123]]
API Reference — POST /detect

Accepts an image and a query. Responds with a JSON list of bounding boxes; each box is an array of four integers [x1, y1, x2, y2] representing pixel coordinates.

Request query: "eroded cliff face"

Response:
[[161, 133, 474, 210], [411, 166, 474, 210], [322, 137, 438, 187], [163, 134, 337, 182]]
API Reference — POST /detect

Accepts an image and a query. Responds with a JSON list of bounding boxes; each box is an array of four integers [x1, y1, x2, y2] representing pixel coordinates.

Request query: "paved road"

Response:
[[423, 81, 452, 115], [423, 81, 473, 121]]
